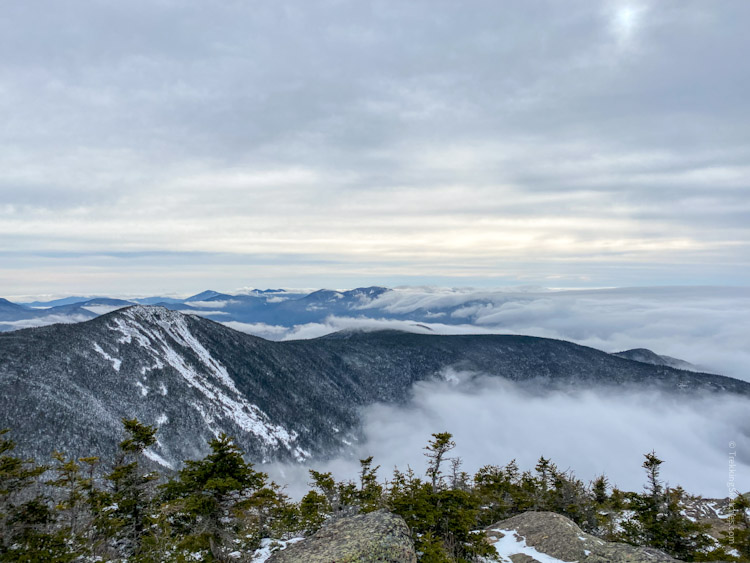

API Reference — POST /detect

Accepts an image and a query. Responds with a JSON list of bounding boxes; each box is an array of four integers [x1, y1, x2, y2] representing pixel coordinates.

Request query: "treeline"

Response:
[[1, 423, 748, 562]]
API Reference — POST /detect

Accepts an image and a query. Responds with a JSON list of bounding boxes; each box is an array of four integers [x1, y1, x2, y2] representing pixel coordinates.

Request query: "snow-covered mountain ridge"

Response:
[[1, 306, 748, 469]]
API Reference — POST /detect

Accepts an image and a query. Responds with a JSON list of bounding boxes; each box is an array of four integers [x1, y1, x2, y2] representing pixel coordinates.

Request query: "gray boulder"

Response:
[[267, 509, 417, 562], [486, 511, 678, 562]]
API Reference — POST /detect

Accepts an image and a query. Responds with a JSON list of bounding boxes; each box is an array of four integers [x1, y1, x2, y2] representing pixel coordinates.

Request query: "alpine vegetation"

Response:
[[1, 421, 748, 562]]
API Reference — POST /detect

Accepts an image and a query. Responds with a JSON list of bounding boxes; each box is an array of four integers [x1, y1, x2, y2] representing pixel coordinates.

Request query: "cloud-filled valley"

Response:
[[216, 286, 750, 382], [267, 373, 749, 500], [2, 285, 748, 508]]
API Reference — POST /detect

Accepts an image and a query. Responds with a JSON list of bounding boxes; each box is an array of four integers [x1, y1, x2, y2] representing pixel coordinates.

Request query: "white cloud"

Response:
[[0, 314, 92, 330], [184, 300, 229, 308], [266, 375, 750, 500], [179, 309, 229, 317], [364, 287, 750, 381], [222, 321, 290, 340], [221, 287, 749, 381]]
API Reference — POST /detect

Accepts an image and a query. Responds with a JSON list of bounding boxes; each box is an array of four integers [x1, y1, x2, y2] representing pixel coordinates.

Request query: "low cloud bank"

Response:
[[265, 374, 750, 500], [227, 287, 750, 381], [0, 314, 92, 330]]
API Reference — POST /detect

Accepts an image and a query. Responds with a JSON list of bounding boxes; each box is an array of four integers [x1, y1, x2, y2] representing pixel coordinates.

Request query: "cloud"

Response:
[[0, 1, 748, 293], [215, 287, 750, 381], [179, 310, 229, 317], [0, 314, 92, 330], [265, 374, 750, 500], [184, 300, 230, 308], [222, 321, 291, 341]]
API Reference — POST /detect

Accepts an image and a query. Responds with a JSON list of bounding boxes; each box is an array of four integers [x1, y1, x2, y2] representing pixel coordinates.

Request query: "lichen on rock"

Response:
[[267, 509, 417, 562], [486, 511, 679, 562]]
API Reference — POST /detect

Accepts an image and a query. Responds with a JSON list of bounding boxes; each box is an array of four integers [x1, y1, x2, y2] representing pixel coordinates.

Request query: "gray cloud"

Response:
[[0, 1, 748, 292]]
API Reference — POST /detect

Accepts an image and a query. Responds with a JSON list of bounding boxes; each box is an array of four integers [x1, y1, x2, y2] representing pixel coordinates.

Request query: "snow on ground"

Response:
[[143, 448, 174, 469], [92, 342, 122, 371], [250, 537, 304, 562], [110, 306, 309, 461], [485, 528, 575, 563]]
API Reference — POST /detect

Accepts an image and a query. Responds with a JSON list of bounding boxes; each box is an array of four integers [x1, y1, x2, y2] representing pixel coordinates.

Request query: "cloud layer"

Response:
[[266, 375, 750, 500], [1, 1, 749, 294], [223, 286, 750, 381]]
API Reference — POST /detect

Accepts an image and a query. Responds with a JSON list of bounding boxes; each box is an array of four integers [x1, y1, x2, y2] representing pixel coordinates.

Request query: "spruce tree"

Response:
[[161, 433, 268, 560], [424, 432, 455, 491]]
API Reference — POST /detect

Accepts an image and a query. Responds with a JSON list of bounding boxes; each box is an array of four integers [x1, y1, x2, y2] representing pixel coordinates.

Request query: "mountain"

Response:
[[613, 348, 702, 372], [20, 296, 97, 308], [1, 306, 748, 469], [0, 298, 35, 322], [184, 290, 232, 302], [0, 297, 135, 331], [133, 296, 185, 305]]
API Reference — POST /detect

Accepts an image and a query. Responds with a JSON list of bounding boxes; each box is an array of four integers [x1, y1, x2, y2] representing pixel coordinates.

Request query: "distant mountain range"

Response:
[[0, 287, 732, 377], [0, 287, 390, 331], [1, 305, 747, 469]]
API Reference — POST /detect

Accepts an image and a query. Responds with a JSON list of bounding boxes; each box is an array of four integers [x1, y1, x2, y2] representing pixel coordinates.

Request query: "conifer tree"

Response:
[[424, 432, 455, 491], [93, 418, 159, 558], [358, 456, 383, 512], [621, 451, 710, 560], [161, 433, 268, 559], [0, 429, 71, 561], [718, 494, 750, 561]]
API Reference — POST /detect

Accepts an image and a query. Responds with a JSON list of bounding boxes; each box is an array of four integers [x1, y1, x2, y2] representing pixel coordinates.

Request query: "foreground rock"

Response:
[[486, 511, 678, 562], [267, 509, 417, 562]]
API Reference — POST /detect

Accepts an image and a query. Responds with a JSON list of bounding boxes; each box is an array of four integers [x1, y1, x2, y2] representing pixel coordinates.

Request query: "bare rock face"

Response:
[[486, 511, 679, 562], [267, 509, 417, 563]]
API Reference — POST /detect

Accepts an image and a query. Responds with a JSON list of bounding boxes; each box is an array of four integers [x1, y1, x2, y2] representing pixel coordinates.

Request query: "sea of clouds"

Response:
[[228, 286, 750, 381], [6, 285, 748, 496], [266, 374, 749, 500], [255, 286, 750, 499]]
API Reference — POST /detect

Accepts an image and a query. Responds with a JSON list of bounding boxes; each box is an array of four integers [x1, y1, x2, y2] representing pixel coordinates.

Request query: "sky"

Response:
[[1, 1, 749, 295]]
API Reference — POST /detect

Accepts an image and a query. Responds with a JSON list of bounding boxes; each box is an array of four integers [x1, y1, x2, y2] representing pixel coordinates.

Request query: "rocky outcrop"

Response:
[[267, 509, 417, 562], [486, 511, 678, 562], [681, 495, 747, 541]]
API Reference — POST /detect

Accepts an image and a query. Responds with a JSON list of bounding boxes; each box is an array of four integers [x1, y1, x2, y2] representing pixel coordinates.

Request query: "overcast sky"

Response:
[[1, 1, 749, 296]]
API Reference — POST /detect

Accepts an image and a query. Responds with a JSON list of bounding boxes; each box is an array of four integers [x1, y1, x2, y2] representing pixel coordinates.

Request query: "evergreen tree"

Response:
[[424, 433, 455, 491], [621, 452, 710, 560], [718, 494, 750, 561], [160, 433, 268, 560], [389, 435, 496, 562], [358, 456, 384, 512], [92, 418, 159, 559], [0, 429, 72, 561], [45, 452, 101, 558]]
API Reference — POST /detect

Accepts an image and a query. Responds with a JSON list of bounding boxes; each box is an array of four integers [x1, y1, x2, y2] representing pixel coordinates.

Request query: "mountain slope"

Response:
[[613, 348, 702, 372], [1, 306, 747, 468]]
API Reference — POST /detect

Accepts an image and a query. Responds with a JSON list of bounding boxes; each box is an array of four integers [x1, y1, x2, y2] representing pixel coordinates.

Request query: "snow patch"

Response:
[[92, 342, 122, 371], [486, 528, 576, 563], [143, 448, 173, 469], [250, 537, 304, 562], [113, 307, 309, 460]]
